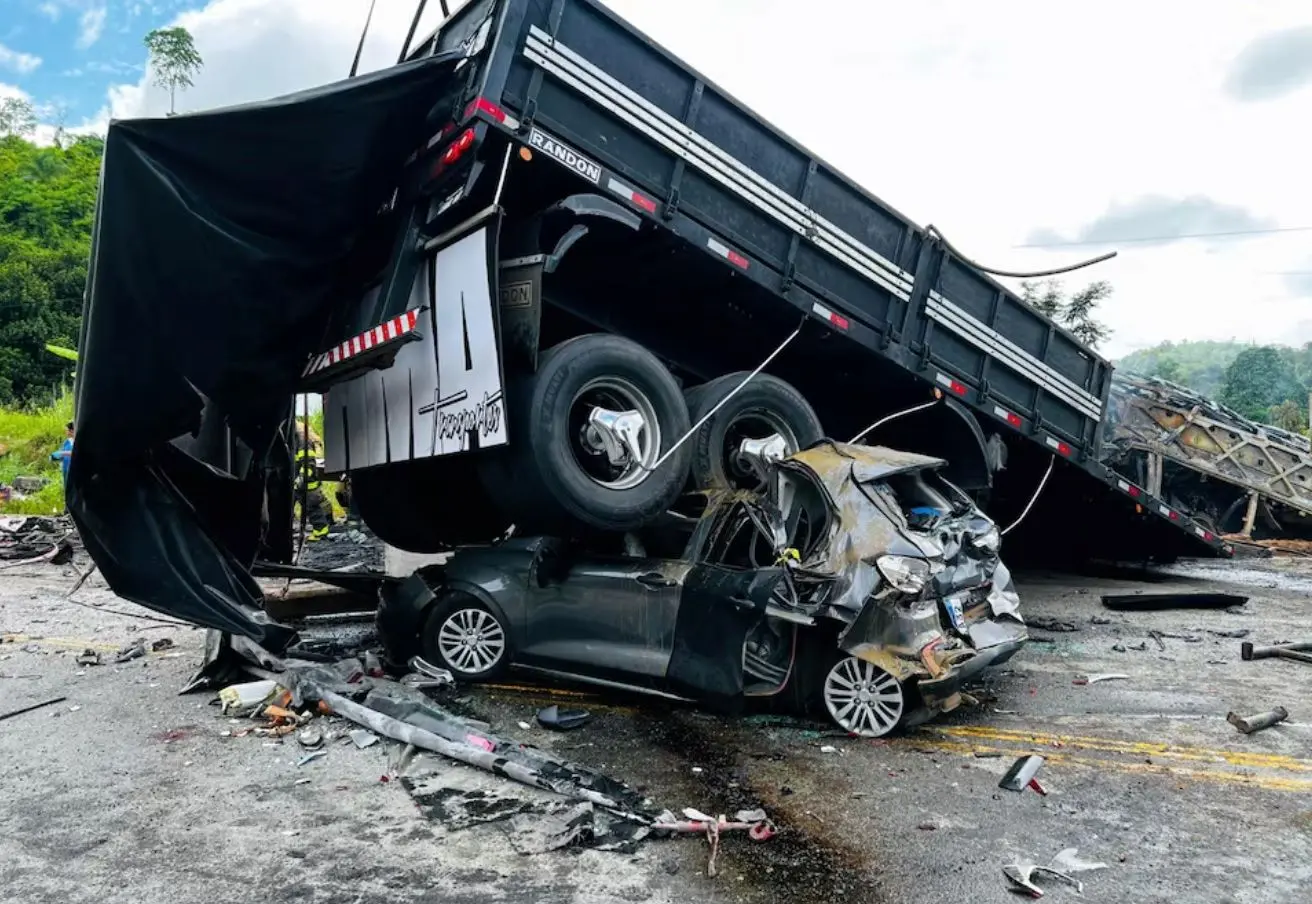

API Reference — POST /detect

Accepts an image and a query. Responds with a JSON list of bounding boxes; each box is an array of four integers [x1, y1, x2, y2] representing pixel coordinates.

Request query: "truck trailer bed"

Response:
[[411, 0, 1230, 560]]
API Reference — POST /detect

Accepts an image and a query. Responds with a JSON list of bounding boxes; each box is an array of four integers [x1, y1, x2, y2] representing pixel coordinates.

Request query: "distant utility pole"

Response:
[[144, 26, 204, 115]]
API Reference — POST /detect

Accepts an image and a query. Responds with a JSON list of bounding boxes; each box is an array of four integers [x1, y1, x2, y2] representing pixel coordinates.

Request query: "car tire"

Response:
[[685, 372, 823, 491], [420, 591, 511, 681], [352, 456, 511, 553], [479, 333, 692, 533]]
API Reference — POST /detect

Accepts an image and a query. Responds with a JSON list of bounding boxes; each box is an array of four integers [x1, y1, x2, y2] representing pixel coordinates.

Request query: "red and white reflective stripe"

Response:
[[992, 405, 1022, 428], [1194, 526, 1214, 541], [464, 97, 520, 129], [707, 237, 749, 269], [1158, 505, 1179, 520], [1115, 479, 1142, 498], [1044, 436, 1072, 457], [811, 302, 850, 331], [936, 372, 967, 396], [304, 308, 419, 377], [605, 177, 657, 214]]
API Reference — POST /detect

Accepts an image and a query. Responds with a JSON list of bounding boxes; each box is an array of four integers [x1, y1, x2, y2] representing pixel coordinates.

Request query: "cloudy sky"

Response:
[[2, 0, 1309, 358]]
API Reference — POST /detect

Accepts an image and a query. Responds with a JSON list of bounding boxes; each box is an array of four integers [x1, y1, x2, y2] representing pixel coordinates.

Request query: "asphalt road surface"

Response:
[[2, 553, 1310, 903]]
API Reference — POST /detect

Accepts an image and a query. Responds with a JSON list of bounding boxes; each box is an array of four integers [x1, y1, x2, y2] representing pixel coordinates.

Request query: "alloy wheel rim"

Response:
[[437, 608, 506, 674], [823, 656, 904, 737]]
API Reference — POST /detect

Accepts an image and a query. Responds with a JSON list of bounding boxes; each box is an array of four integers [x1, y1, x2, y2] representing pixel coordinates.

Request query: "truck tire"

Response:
[[352, 456, 510, 553], [480, 333, 692, 533], [685, 372, 823, 490]]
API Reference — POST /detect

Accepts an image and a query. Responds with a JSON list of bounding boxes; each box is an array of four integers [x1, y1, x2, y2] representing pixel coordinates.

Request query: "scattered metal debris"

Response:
[[1101, 592, 1248, 611], [151, 637, 175, 652], [296, 750, 327, 767], [537, 705, 592, 731], [114, 639, 147, 663], [349, 729, 379, 749], [1027, 617, 1080, 633], [1226, 707, 1289, 735], [1148, 630, 1167, 652], [297, 728, 324, 749], [75, 649, 101, 666], [217, 679, 281, 715], [1241, 640, 1312, 665], [1074, 673, 1129, 685], [999, 755, 1045, 793], [0, 696, 68, 723], [1004, 847, 1107, 897]]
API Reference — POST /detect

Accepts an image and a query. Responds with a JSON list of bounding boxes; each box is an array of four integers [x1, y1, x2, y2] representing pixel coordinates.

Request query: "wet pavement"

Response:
[[3, 553, 1311, 902]]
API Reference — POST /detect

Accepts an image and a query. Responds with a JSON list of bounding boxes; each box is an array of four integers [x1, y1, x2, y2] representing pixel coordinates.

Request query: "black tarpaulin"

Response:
[[69, 54, 461, 645]]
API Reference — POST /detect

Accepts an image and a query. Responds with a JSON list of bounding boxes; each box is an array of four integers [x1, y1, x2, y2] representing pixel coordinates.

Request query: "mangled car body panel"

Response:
[[378, 441, 1026, 736]]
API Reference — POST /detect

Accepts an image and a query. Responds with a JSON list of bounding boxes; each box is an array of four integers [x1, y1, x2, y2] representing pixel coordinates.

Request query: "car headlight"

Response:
[[971, 525, 1001, 554], [876, 555, 931, 594]]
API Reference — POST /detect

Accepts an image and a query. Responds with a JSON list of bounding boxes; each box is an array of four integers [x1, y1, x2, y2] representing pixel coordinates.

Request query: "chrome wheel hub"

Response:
[[823, 656, 904, 738]]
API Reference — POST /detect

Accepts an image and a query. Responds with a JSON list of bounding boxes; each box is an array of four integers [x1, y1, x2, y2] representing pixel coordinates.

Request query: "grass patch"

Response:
[[0, 393, 73, 515]]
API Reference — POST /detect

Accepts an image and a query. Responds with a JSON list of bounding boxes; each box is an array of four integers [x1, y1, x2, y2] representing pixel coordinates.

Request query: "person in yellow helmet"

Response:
[[292, 420, 333, 542]]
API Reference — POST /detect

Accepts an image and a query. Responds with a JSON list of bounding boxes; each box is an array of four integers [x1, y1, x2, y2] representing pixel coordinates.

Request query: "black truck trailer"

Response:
[[323, 0, 1230, 560], [71, 0, 1229, 645]]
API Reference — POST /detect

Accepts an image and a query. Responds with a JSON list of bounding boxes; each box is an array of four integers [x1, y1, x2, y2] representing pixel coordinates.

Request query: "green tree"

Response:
[[1021, 279, 1113, 349], [1152, 356, 1181, 383], [1269, 399, 1308, 433], [0, 97, 37, 138], [1219, 346, 1302, 423], [144, 26, 204, 115], [0, 133, 102, 404]]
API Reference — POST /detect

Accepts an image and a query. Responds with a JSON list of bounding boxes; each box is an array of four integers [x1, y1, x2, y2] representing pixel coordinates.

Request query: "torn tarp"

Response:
[[69, 53, 463, 645]]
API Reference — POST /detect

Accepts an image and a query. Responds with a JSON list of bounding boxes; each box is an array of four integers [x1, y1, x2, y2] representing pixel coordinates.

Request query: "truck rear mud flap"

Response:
[[70, 53, 465, 642]]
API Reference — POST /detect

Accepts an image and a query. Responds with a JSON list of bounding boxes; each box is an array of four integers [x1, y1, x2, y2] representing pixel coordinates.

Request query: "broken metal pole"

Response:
[[1226, 707, 1289, 734], [1241, 491, 1260, 539], [1240, 641, 1312, 662]]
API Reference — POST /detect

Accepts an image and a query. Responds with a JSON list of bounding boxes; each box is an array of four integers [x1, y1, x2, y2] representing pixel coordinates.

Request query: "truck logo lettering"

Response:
[[500, 280, 533, 309], [528, 128, 602, 184]]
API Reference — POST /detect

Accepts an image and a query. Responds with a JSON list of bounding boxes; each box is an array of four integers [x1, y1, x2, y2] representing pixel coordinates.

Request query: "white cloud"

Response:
[[95, 0, 1312, 358], [77, 5, 108, 50], [37, 2, 61, 21], [0, 82, 30, 101], [0, 42, 42, 74]]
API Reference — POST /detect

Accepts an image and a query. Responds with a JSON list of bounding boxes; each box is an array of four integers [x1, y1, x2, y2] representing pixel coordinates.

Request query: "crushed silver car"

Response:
[[378, 441, 1027, 737]]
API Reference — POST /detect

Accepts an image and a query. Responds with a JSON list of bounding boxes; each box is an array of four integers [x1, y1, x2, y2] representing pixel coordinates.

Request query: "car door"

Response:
[[518, 552, 692, 679]]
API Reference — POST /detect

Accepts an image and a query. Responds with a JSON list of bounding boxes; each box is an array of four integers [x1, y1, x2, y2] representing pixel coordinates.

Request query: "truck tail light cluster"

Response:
[[441, 128, 476, 166]]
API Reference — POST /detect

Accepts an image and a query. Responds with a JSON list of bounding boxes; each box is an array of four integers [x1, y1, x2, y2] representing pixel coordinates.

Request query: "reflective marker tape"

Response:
[[707, 237, 749, 269], [606, 177, 657, 213], [303, 308, 420, 377], [993, 405, 1022, 427], [812, 302, 850, 331], [936, 373, 967, 396]]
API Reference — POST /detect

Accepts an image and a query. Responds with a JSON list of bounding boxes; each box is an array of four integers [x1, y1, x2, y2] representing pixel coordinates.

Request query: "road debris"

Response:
[[0, 696, 68, 723], [75, 649, 101, 666], [114, 639, 147, 663], [1148, 630, 1167, 652], [297, 727, 324, 749], [999, 755, 1045, 793], [349, 729, 379, 749], [217, 679, 281, 715], [296, 750, 327, 767], [1073, 673, 1129, 685], [1241, 640, 1312, 665], [537, 704, 592, 731], [151, 637, 175, 652], [1101, 592, 1248, 611], [1027, 617, 1079, 633], [1004, 847, 1107, 897], [1226, 706, 1289, 734]]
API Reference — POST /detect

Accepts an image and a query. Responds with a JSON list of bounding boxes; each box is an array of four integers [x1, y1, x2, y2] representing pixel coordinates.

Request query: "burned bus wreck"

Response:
[[378, 442, 1027, 737]]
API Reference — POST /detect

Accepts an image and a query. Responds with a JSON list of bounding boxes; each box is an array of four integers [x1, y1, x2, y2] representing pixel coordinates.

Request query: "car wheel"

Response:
[[421, 592, 511, 681], [685, 372, 823, 491], [822, 655, 905, 738], [480, 333, 691, 533]]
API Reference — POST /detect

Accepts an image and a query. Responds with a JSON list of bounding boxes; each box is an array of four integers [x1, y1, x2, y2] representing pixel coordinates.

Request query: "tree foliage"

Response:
[[144, 26, 204, 115], [1116, 340, 1248, 399], [1219, 346, 1303, 423], [0, 133, 103, 405], [0, 97, 37, 138], [1020, 279, 1113, 349]]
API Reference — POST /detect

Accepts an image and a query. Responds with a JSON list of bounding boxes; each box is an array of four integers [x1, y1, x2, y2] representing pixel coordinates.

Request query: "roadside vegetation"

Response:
[[0, 393, 72, 514]]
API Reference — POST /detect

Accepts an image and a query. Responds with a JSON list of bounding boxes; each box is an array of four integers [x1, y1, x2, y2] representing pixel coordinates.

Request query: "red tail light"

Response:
[[440, 128, 476, 165]]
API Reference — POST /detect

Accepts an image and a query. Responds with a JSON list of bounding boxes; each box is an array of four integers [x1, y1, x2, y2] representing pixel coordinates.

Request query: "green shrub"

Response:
[[0, 393, 73, 514]]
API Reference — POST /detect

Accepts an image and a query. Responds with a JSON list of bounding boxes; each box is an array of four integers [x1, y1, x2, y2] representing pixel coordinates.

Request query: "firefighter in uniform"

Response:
[[292, 421, 333, 541]]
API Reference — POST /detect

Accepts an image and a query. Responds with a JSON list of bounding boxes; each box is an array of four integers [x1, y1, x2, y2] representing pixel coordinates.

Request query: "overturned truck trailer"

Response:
[[1105, 374, 1312, 540], [69, 0, 1231, 651]]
